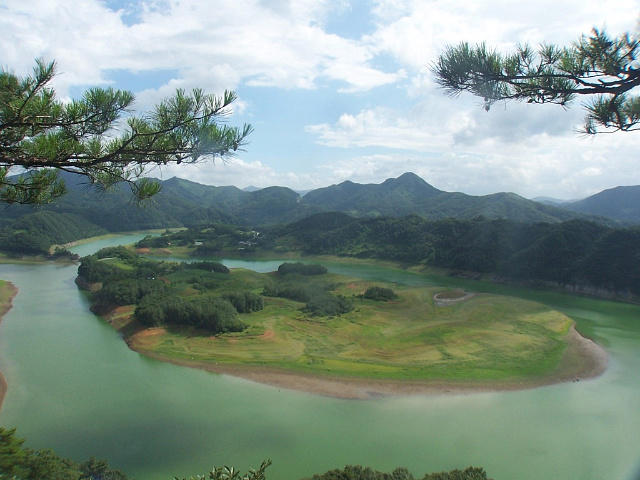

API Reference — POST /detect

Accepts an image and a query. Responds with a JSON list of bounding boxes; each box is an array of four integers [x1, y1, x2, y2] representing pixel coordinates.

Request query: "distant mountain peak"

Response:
[[563, 184, 640, 223], [383, 172, 441, 194]]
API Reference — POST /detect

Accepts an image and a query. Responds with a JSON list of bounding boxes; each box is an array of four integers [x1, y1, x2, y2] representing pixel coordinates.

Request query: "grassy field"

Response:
[[118, 268, 575, 383]]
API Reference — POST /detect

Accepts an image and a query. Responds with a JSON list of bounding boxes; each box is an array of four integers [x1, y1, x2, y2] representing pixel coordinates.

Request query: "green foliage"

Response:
[[134, 224, 275, 254], [0, 427, 29, 479], [563, 185, 640, 223], [432, 27, 640, 134], [0, 58, 252, 204], [0, 211, 107, 255], [262, 266, 351, 317], [136, 234, 172, 248], [77, 255, 132, 283], [277, 262, 328, 276], [289, 214, 640, 295], [363, 286, 397, 301], [2, 428, 493, 480], [95, 278, 168, 306], [222, 291, 265, 313], [263, 274, 336, 303], [0, 170, 621, 239], [94, 245, 139, 263], [184, 261, 230, 274], [176, 459, 272, 480], [303, 294, 354, 317], [8, 211, 106, 245], [79, 247, 256, 334], [78, 246, 165, 283], [303, 173, 442, 217], [0, 231, 52, 255], [0, 427, 128, 480], [135, 293, 247, 333], [305, 465, 491, 480]]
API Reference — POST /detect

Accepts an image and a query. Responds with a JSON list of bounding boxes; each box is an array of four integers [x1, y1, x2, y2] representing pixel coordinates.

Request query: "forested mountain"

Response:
[[303, 173, 441, 214], [281, 213, 640, 297], [0, 171, 619, 230], [302, 173, 594, 223], [0, 171, 633, 257], [0, 211, 106, 255], [0, 172, 323, 230], [562, 185, 640, 223], [130, 212, 640, 298]]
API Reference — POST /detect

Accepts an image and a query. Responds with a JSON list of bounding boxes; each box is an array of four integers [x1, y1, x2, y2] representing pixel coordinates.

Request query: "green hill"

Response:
[[0, 171, 623, 247], [304, 173, 603, 223], [562, 185, 640, 224]]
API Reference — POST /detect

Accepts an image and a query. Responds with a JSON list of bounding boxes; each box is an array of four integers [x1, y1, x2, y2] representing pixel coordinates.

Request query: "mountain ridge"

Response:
[[562, 185, 640, 223], [0, 171, 635, 231]]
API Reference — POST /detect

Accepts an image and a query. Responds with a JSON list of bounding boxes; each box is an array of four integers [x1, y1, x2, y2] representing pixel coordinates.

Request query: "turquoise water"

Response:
[[0, 235, 639, 480]]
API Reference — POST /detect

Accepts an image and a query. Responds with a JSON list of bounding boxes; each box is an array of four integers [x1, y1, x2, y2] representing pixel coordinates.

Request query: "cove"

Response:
[[0, 234, 638, 480]]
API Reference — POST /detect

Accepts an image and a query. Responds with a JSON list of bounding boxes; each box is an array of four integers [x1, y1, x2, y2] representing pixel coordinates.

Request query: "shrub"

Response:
[[278, 262, 327, 276], [363, 286, 397, 301], [303, 294, 354, 317]]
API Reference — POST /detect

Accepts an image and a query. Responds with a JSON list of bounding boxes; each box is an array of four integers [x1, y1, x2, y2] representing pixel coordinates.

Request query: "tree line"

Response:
[[283, 214, 640, 297], [100, 214, 640, 299], [77, 247, 262, 334], [135, 293, 249, 332], [263, 263, 354, 317], [305, 464, 491, 480], [0, 211, 106, 256], [1, 427, 491, 480], [0, 427, 128, 480]]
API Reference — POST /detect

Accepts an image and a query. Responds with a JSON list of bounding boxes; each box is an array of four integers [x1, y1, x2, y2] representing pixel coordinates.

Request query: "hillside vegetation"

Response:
[[0, 211, 106, 256], [0, 172, 627, 240], [0, 426, 492, 480], [563, 185, 640, 223], [138, 215, 640, 299], [78, 247, 581, 387]]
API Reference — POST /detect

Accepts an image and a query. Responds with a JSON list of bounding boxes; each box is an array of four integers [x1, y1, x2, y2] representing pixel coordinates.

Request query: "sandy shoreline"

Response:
[[134, 324, 608, 400], [0, 282, 18, 411]]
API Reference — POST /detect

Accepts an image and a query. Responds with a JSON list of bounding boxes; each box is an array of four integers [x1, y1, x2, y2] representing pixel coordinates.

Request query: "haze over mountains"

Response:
[[0, 172, 637, 231]]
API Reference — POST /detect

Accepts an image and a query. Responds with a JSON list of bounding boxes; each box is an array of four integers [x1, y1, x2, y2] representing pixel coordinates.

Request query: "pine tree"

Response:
[[0, 59, 252, 204], [432, 28, 640, 135]]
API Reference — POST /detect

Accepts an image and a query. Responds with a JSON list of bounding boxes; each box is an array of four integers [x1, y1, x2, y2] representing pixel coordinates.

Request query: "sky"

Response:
[[1, 0, 639, 200]]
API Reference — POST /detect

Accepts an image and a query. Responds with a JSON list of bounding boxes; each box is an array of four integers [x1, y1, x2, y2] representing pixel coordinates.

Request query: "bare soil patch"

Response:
[[261, 329, 275, 340]]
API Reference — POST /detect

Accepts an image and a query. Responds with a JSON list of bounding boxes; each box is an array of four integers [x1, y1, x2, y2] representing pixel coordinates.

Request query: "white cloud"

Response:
[[1, 0, 639, 200], [1, 0, 403, 94], [307, 105, 453, 150], [366, 0, 639, 70], [148, 157, 323, 191]]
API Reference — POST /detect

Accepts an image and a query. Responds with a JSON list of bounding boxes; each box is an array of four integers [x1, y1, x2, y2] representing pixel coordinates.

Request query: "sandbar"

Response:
[[132, 324, 608, 400]]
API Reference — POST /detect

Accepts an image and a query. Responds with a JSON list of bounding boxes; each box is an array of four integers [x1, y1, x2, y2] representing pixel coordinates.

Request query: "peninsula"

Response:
[[78, 249, 608, 399]]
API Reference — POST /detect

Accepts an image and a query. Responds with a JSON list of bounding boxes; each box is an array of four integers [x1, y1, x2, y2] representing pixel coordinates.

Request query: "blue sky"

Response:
[[1, 0, 639, 199]]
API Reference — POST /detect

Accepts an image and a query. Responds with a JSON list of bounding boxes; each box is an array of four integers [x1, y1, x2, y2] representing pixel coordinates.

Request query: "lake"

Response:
[[0, 234, 639, 480]]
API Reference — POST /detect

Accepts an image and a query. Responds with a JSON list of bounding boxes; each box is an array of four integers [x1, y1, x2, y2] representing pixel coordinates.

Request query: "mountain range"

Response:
[[0, 172, 637, 232]]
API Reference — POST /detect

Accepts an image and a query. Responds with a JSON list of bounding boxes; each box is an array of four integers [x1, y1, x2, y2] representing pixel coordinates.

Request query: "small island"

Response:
[[76, 246, 607, 399]]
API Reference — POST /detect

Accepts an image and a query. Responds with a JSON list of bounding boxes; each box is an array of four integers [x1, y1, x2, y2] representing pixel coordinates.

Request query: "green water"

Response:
[[0, 235, 639, 480]]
